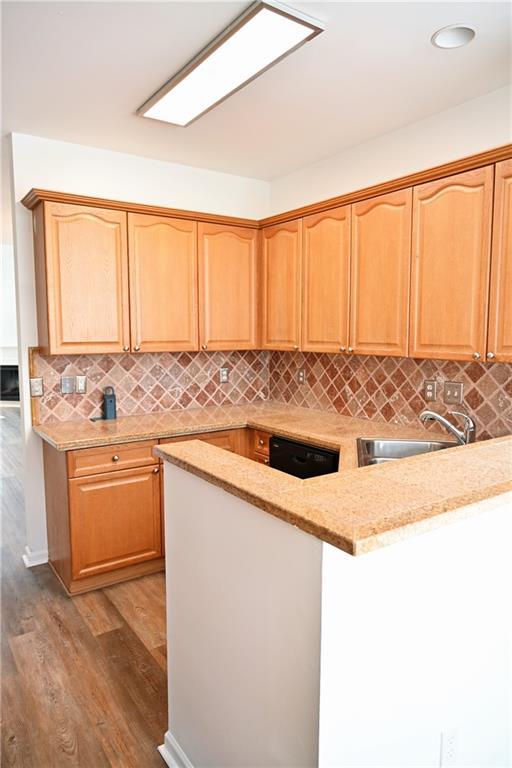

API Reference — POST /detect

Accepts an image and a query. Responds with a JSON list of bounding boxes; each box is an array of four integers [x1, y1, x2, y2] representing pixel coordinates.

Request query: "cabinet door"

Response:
[[43, 202, 129, 354], [350, 189, 411, 357], [302, 206, 350, 353], [69, 466, 162, 580], [261, 220, 302, 350], [410, 167, 493, 361], [128, 214, 198, 352], [488, 160, 512, 363], [198, 223, 257, 350]]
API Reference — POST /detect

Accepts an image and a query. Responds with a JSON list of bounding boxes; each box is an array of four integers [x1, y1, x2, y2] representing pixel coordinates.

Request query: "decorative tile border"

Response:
[[35, 350, 270, 423], [269, 352, 512, 440]]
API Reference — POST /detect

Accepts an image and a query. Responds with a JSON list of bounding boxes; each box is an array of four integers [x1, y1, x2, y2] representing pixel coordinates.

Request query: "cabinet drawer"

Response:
[[251, 429, 272, 456], [68, 440, 158, 478], [160, 429, 243, 454], [254, 452, 269, 465], [69, 465, 162, 580]]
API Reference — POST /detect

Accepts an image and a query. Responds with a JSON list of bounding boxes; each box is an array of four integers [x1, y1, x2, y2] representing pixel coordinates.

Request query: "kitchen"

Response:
[[1, 2, 511, 767]]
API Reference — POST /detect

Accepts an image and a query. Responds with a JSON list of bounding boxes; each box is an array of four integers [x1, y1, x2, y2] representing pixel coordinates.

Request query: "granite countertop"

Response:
[[156, 435, 512, 555]]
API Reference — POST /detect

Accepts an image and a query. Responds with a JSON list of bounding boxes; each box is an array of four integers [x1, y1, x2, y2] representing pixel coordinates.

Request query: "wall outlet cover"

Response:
[[29, 377, 44, 397], [424, 380, 437, 402], [444, 381, 464, 405], [75, 375, 87, 394], [219, 368, 229, 384], [60, 376, 76, 395], [297, 369, 306, 385]]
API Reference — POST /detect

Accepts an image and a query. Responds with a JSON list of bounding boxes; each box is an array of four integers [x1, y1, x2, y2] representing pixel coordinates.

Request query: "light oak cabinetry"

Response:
[[128, 214, 198, 352], [198, 223, 258, 350], [247, 428, 272, 464], [43, 439, 163, 595], [301, 206, 351, 353], [488, 160, 512, 363], [409, 167, 494, 361], [161, 428, 246, 454], [261, 220, 302, 350], [350, 190, 412, 357], [34, 202, 130, 354]]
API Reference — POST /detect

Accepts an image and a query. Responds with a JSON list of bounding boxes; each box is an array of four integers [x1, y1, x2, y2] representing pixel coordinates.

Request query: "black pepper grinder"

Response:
[[103, 386, 117, 420]]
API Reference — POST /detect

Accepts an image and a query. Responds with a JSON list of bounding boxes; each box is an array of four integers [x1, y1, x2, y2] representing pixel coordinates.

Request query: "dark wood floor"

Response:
[[1, 407, 168, 767]]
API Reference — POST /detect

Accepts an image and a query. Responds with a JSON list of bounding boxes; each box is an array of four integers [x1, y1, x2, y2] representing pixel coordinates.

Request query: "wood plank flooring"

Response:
[[1, 407, 168, 767]]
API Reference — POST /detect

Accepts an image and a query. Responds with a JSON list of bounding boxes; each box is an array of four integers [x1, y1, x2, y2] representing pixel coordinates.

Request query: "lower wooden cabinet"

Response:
[[69, 466, 162, 580]]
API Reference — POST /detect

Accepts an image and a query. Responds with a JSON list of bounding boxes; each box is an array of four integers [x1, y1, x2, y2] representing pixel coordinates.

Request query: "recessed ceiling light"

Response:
[[138, 0, 324, 127], [431, 24, 475, 49]]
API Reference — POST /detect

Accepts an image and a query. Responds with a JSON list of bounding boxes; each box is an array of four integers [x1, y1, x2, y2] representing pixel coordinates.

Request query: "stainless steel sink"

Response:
[[357, 437, 456, 467]]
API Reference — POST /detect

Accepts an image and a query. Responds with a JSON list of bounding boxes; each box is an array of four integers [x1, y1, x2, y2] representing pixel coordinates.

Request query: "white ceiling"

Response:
[[2, 0, 511, 239]]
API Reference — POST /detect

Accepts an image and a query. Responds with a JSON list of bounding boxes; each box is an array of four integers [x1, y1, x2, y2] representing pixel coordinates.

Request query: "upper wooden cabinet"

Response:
[[488, 160, 512, 363], [260, 220, 302, 350], [410, 167, 494, 361], [128, 214, 198, 352], [198, 223, 258, 350], [301, 206, 351, 353], [350, 189, 412, 357], [34, 202, 130, 354]]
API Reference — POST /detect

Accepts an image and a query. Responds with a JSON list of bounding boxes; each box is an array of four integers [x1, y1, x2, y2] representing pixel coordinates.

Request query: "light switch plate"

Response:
[[444, 381, 464, 405], [424, 380, 437, 402], [75, 375, 87, 394], [297, 369, 306, 385], [60, 376, 76, 395], [219, 368, 229, 384], [29, 377, 44, 397]]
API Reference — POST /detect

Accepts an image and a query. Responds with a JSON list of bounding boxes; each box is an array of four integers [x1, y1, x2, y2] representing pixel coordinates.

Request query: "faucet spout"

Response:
[[419, 410, 476, 445]]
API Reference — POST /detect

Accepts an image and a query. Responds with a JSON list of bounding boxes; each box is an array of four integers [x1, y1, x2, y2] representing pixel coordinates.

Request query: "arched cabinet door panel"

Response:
[[302, 206, 350, 353], [40, 202, 130, 354], [261, 220, 302, 350], [488, 159, 512, 363], [198, 223, 258, 351], [410, 166, 494, 361], [128, 214, 198, 352], [350, 189, 412, 357]]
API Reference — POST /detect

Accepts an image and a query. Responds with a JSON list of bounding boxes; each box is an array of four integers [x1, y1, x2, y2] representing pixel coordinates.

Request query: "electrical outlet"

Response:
[[444, 381, 463, 405], [75, 375, 87, 394], [297, 369, 306, 385], [219, 367, 229, 384], [440, 729, 457, 766], [29, 377, 43, 397], [60, 376, 76, 394], [424, 380, 437, 402]]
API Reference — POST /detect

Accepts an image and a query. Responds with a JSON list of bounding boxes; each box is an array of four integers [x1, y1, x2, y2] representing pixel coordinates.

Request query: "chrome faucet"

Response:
[[419, 410, 476, 445]]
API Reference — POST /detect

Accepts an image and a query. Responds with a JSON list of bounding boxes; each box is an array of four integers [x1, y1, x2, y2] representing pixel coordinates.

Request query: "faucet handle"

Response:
[[449, 411, 476, 443]]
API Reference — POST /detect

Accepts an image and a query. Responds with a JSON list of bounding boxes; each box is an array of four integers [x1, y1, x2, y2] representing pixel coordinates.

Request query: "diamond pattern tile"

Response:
[[269, 352, 512, 439]]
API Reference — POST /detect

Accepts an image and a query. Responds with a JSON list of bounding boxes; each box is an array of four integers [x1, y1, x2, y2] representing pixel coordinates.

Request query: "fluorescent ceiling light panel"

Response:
[[138, 1, 324, 127]]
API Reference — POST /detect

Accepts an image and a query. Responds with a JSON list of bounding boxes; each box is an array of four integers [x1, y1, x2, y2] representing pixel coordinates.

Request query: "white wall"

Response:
[[270, 85, 512, 214], [10, 133, 272, 565], [0, 243, 18, 365]]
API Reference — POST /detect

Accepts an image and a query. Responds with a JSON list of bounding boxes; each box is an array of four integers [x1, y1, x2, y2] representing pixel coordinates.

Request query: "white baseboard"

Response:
[[22, 545, 48, 568], [158, 732, 194, 768]]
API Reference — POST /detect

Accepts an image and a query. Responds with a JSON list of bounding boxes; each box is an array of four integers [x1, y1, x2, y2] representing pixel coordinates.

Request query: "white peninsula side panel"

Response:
[[161, 464, 323, 768]]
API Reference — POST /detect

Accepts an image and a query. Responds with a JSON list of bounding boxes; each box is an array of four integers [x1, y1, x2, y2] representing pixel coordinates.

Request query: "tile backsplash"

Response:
[[34, 348, 511, 440], [269, 352, 512, 440], [35, 351, 270, 423]]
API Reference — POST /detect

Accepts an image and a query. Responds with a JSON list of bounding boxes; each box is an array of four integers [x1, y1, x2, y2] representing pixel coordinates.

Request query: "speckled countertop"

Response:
[[34, 402, 512, 555], [156, 434, 512, 555]]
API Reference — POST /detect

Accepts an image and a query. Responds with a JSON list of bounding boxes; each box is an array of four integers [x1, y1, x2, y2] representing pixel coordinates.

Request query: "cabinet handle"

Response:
[[123, 345, 129, 352], [134, 345, 141, 352], [339, 346, 346, 353], [348, 347, 354, 353], [202, 344, 208, 350], [486, 352, 495, 360], [472, 352, 481, 360], [112, 455, 120, 462], [258, 439, 265, 446], [153, 467, 160, 474]]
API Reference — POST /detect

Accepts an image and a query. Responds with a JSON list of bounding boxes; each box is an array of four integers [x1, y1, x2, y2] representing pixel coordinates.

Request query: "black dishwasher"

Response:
[[269, 436, 339, 479]]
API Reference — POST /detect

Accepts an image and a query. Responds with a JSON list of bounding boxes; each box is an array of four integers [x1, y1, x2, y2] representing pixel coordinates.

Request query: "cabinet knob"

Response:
[[264, 458, 269, 465], [123, 345, 129, 352], [134, 345, 141, 352], [112, 455, 120, 462], [202, 344, 208, 350], [472, 352, 481, 360], [339, 346, 346, 353], [258, 439, 264, 446], [348, 347, 354, 353], [293, 345, 299, 351], [486, 352, 495, 360], [153, 467, 160, 474]]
